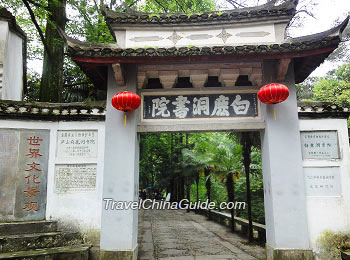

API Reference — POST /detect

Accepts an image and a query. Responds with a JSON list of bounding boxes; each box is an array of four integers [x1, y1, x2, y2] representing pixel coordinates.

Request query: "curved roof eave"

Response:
[[102, 0, 298, 28], [65, 16, 348, 87]]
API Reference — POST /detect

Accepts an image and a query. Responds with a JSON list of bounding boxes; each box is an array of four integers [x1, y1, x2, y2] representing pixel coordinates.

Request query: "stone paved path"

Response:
[[138, 209, 265, 260]]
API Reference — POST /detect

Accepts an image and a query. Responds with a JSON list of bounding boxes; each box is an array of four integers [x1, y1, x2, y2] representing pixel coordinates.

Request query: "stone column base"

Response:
[[99, 246, 138, 260], [266, 244, 314, 260]]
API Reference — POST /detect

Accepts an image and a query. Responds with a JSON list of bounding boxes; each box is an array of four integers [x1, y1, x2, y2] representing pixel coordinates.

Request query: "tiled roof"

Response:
[[0, 8, 26, 39], [0, 100, 106, 121], [67, 35, 340, 58], [298, 101, 349, 119], [0, 100, 348, 120], [103, 0, 298, 26]]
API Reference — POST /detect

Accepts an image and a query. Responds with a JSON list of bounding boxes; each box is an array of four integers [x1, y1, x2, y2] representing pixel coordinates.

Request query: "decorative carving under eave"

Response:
[[137, 72, 147, 89], [159, 71, 178, 89], [219, 69, 239, 87], [189, 70, 209, 88], [276, 58, 291, 82], [112, 63, 125, 87], [137, 63, 263, 89]]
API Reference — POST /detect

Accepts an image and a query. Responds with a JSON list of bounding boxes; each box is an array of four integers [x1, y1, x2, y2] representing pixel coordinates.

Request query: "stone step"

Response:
[[0, 245, 90, 260], [0, 232, 83, 253], [0, 221, 57, 236]]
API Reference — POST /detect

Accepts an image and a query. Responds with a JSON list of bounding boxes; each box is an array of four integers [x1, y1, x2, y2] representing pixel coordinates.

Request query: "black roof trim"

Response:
[[103, 0, 298, 26], [0, 8, 26, 39]]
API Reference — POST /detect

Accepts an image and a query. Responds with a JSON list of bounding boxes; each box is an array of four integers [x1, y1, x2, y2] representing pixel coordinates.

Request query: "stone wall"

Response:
[[0, 101, 106, 245]]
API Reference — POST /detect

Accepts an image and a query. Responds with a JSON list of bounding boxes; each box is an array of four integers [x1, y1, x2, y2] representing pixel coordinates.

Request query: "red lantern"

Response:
[[111, 91, 141, 112], [257, 83, 289, 104], [111, 91, 141, 126], [257, 83, 289, 120]]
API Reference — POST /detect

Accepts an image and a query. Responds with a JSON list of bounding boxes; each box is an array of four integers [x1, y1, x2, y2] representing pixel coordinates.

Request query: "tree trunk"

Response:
[[40, 0, 66, 102], [226, 173, 235, 232], [195, 172, 199, 214], [241, 133, 253, 242], [186, 181, 191, 212], [205, 168, 211, 220]]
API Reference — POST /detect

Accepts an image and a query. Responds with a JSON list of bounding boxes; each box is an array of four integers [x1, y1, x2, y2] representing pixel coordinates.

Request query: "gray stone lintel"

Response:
[[137, 121, 265, 133]]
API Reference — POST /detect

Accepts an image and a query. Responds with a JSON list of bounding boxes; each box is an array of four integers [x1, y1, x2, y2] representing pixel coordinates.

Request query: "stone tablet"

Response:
[[304, 167, 341, 196], [14, 130, 50, 221], [55, 164, 97, 193], [300, 131, 339, 160], [56, 130, 98, 159], [0, 130, 19, 220]]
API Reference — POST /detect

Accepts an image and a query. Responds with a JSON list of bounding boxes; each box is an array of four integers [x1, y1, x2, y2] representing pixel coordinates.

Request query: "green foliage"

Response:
[[140, 132, 266, 224], [316, 230, 350, 260], [296, 77, 320, 101], [25, 69, 41, 102], [137, 0, 216, 13], [312, 64, 350, 107]]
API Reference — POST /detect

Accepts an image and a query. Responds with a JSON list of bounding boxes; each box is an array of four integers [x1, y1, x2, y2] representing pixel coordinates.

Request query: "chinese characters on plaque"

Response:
[[304, 167, 341, 196], [55, 164, 97, 193], [300, 131, 339, 159], [17, 131, 49, 220], [56, 130, 98, 158], [142, 93, 259, 120], [301, 131, 342, 197], [55, 130, 98, 193], [22, 136, 44, 213]]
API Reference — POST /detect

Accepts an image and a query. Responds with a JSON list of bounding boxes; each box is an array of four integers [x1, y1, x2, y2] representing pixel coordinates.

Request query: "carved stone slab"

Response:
[[300, 131, 340, 160], [55, 164, 97, 193], [0, 129, 50, 221], [56, 130, 98, 159], [304, 167, 341, 196]]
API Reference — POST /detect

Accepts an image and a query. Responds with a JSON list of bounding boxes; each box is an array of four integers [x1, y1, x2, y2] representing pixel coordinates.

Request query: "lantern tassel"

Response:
[[274, 106, 277, 121], [124, 113, 127, 127]]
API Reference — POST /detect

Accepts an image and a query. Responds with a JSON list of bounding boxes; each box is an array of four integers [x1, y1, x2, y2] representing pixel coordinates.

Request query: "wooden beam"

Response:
[[189, 70, 208, 88], [159, 71, 178, 89], [276, 58, 291, 82], [137, 72, 147, 89], [112, 63, 125, 87], [219, 69, 239, 87], [249, 67, 263, 86]]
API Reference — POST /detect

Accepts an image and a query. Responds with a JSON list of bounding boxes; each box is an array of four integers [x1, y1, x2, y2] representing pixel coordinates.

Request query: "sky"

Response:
[[287, 0, 350, 76], [27, 0, 350, 78], [217, 0, 350, 77]]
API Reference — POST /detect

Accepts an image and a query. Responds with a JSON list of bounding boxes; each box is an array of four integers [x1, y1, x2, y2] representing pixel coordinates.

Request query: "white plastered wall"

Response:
[[0, 119, 105, 231], [299, 118, 350, 252], [0, 20, 24, 101]]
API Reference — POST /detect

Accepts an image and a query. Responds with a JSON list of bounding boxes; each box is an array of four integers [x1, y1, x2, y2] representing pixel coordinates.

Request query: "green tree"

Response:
[[313, 64, 350, 108], [40, 0, 66, 102]]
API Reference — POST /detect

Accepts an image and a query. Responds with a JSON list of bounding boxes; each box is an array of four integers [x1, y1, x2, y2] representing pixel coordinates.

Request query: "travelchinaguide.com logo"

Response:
[[103, 198, 246, 210]]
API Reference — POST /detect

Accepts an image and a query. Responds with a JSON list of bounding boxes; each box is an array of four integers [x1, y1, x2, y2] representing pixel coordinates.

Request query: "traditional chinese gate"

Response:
[[66, 1, 349, 259]]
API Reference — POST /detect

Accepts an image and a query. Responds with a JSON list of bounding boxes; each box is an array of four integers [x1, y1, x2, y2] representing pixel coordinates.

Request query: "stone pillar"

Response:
[[100, 65, 139, 260], [260, 61, 313, 259]]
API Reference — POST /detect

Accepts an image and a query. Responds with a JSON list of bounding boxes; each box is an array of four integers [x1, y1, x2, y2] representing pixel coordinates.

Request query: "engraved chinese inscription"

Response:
[[13, 130, 50, 221], [55, 164, 97, 193], [300, 131, 339, 159], [143, 93, 258, 120], [304, 167, 341, 196], [57, 130, 98, 159]]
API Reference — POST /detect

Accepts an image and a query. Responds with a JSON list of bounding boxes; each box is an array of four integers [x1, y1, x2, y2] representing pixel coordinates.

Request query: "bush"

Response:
[[316, 230, 350, 259]]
